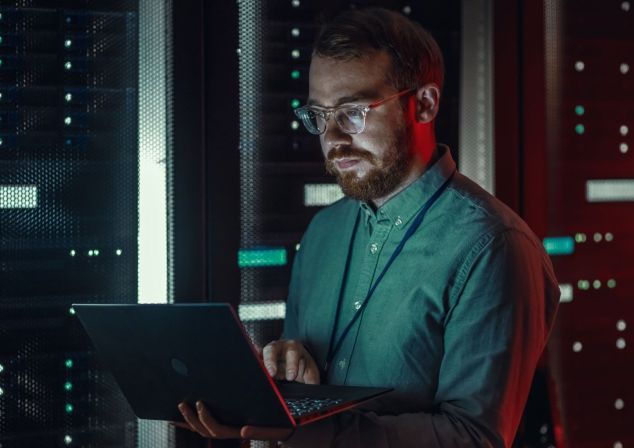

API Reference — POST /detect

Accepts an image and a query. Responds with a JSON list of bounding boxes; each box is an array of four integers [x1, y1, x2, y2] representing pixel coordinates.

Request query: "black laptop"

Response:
[[73, 303, 391, 428]]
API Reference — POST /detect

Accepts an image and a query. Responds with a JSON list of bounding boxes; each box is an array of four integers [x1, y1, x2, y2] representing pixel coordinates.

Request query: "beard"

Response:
[[325, 126, 413, 203]]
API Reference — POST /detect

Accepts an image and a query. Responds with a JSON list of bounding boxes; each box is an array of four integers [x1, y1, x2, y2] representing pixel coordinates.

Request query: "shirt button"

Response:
[[395, 216, 403, 226], [369, 243, 379, 254], [353, 300, 363, 311], [338, 359, 347, 370]]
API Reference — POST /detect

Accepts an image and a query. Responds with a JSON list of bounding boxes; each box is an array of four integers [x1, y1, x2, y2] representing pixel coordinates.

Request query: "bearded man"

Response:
[[178, 7, 560, 447]]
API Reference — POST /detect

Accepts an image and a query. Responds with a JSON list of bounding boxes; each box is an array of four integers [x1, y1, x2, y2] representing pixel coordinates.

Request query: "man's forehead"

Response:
[[307, 52, 393, 106]]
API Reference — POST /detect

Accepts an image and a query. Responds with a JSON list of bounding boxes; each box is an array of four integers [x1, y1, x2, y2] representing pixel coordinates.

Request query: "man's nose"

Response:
[[322, 122, 352, 154]]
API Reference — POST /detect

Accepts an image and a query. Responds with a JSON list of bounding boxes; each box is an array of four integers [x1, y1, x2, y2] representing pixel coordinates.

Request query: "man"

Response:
[[178, 7, 560, 447]]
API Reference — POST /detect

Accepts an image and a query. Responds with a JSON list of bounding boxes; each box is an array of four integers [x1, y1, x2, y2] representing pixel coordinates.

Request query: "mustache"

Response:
[[327, 147, 375, 162]]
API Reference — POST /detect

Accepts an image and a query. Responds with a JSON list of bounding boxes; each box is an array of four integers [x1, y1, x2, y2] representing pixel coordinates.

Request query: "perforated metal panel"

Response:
[[0, 1, 172, 447], [543, 1, 634, 447]]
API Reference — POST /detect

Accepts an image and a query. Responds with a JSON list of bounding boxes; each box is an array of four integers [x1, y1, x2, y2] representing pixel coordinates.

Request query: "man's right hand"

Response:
[[262, 339, 320, 385]]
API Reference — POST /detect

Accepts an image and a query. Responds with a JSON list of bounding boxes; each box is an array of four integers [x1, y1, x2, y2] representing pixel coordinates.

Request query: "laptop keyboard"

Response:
[[284, 397, 344, 417]]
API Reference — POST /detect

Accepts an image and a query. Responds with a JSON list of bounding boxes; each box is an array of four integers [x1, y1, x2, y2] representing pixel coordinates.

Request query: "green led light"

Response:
[[68, 307, 75, 316], [0, 36, 3, 44], [65, 403, 74, 413], [575, 124, 585, 135], [0, 363, 4, 373], [0, 59, 4, 67], [291, 99, 301, 109], [65, 359, 74, 369], [574, 233, 587, 243], [607, 279, 617, 288], [238, 248, 287, 268], [64, 61, 72, 70], [65, 93, 72, 102], [575, 105, 585, 116], [291, 70, 300, 80], [64, 381, 73, 391], [64, 435, 73, 445], [577, 279, 590, 290], [543, 236, 575, 255]]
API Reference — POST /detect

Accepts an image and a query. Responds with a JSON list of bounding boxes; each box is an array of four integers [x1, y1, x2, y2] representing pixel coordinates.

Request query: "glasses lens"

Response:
[[294, 107, 325, 135], [335, 107, 366, 134]]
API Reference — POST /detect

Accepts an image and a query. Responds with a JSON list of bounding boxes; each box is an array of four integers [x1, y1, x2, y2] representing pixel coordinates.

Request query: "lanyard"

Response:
[[324, 170, 456, 373]]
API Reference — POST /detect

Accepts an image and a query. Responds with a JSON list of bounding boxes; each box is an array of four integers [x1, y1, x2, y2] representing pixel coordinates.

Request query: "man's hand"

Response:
[[262, 339, 320, 384], [176, 401, 294, 441]]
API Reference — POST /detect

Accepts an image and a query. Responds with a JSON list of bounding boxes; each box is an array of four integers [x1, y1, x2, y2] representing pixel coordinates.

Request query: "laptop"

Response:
[[73, 303, 392, 428]]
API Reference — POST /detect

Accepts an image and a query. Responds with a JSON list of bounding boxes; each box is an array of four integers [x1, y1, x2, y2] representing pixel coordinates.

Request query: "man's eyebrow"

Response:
[[307, 90, 380, 107]]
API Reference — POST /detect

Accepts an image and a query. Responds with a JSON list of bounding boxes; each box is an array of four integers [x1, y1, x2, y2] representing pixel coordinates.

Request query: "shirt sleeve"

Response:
[[283, 229, 560, 448]]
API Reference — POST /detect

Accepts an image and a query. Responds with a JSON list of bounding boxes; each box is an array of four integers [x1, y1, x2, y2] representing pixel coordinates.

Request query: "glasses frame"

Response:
[[294, 88, 416, 135]]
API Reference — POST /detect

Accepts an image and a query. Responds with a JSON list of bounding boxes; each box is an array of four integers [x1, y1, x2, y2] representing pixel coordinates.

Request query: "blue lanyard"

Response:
[[324, 170, 456, 373]]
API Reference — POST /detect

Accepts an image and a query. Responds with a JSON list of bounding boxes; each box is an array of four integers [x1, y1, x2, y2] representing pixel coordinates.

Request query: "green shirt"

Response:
[[283, 146, 560, 448]]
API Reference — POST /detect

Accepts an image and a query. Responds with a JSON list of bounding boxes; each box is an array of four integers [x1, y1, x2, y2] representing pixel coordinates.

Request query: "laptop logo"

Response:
[[171, 358, 189, 376]]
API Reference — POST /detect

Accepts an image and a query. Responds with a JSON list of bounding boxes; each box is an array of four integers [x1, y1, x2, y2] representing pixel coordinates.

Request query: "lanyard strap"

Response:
[[324, 170, 456, 373]]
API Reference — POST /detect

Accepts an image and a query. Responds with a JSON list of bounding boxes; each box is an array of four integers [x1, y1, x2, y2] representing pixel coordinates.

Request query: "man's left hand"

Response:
[[176, 401, 294, 441]]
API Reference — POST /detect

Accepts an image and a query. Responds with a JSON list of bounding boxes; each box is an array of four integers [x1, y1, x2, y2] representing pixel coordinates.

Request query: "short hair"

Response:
[[313, 7, 445, 92]]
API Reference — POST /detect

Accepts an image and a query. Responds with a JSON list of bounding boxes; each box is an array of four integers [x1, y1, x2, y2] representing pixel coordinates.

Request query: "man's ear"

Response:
[[415, 83, 440, 123]]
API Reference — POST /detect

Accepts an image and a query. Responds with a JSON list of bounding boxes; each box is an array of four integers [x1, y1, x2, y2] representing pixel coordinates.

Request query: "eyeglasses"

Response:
[[293, 88, 416, 135]]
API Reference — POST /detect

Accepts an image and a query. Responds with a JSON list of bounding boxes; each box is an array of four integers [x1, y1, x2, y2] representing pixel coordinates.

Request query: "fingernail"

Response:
[[196, 401, 202, 411], [286, 370, 296, 380]]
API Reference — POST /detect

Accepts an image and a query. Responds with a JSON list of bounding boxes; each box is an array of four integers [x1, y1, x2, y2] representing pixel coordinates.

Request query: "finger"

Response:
[[240, 425, 294, 441], [178, 402, 210, 437], [262, 341, 280, 377], [297, 357, 306, 382], [196, 401, 240, 439], [303, 358, 321, 385], [169, 421, 195, 431], [284, 345, 300, 381]]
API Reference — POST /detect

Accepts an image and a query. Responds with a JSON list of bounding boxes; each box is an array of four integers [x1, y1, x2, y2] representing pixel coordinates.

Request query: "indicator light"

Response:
[[543, 237, 574, 255], [238, 248, 287, 268]]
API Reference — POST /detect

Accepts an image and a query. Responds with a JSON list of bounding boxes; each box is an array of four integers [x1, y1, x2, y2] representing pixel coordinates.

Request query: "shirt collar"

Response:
[[359, 144, 456, 229]]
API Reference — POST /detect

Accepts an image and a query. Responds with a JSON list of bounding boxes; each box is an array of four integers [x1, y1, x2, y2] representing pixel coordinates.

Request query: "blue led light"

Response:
[[238, 248, 287, 267], [543, 237, 575, 255]]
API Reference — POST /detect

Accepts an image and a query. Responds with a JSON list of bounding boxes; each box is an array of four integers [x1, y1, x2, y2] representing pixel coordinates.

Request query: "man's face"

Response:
[[307, 51, 414, 203]]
